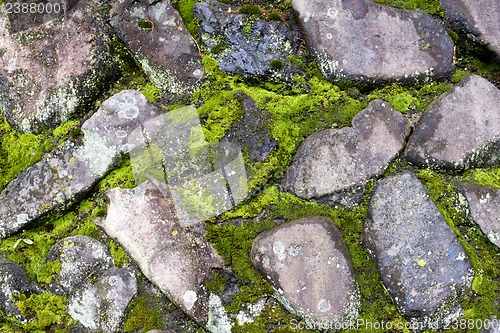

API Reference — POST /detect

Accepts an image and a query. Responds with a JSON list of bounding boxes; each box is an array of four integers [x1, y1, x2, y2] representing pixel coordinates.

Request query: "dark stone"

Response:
[[405, 75, 500, 170], [366, 170, 473, 323], [110, 0, 204, 94], [292, 0, 454, 84], [251, 216, 360, 325], [0, 1, 115, 133]]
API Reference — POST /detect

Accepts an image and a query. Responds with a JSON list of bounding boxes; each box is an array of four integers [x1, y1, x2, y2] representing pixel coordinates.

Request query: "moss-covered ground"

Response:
[[0, 0, 499, 332]]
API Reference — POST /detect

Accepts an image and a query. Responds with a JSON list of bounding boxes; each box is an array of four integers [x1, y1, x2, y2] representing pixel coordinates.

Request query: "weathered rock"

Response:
[[0, 256, 36, 321], [251, 216, 360, 325], [405, 75, 500, 170], [0, 1, 115, 133], [0, 90, 160, 239], [366, 170, 473, 322], [47, 236, 114, 294], [283, 99, 409, 205], [110, 0, 204, 94], [459, 183, 500, 249], [482, 318, 500, 333], [194, 0, 300, 79], [440, 0, 500, 59], [97, 180, 224, 325], [67, 267, 137, 332], [223, 93, 277, 162], [292, 0, 454, 84]]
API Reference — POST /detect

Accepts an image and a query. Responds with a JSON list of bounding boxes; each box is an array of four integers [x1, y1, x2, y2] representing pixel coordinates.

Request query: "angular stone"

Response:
[[194, 0, 300, 78], [251, 216, 360, 325], [223, 93, 277, 162], [283, 99, 409, 202], [405, 75, 500, 170], [47, 236, 114, 294], [366, 170, 473, 321], [292, 0, 454, 84], [0, 2, 115, 133], [0, 90, 160, 239], [67, 267, 137, 332], [459, 183, 500, 249], [97, 180, 224, 325], [110, 0, 204, 94], [440, 0, 500, 59]]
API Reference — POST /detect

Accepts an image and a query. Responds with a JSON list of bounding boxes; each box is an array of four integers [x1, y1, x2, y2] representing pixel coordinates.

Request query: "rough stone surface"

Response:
[[459, 183, 500, 249], [47, 236, 114, 294], [67, 267, 137, 332], [366, 170, 473, 321], [292, 0, 454, 84], [194, 0, 300, 79], [440, 0, 500, 59], [110, 0, 204, 94], [223, 93, 277, 162], [405, 75, 500, 170], [0, 90, 160, 239], [0, 1, 115, 133], [98, 180, 224, 325], [251, 216, 360, 325], [0, 256, 36, 322], [283, 99, 409, 203]]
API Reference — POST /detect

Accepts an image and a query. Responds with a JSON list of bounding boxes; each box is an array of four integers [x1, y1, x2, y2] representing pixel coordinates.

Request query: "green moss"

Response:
[[171, 0, 200, 38], [371, 0, 445, 17], [205, 271, 228, 293], [238, 4, 264, 17], [140, 82, 163, 103], [36, 260, 61, 284], [268, 11, 283, 21], [451, 69, 470, 84], [108, 240, 132, 268], [137, 19, 154, 32], [462, 167, 500, 188], [269, 60, 284, 70], [123, 296, 164, 332]]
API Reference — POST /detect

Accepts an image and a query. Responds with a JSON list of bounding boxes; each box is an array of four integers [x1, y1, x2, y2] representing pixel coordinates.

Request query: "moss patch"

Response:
[[371, 0, 445, 17]]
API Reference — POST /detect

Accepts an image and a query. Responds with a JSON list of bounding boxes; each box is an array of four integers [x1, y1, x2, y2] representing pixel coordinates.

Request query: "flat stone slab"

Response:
[[292, 0, 454, 84], [366, 170, 473, 321], [405, 75, 500, 170], [0, 2, 114, 133], [110, 0, 204, 94], [0, 90, 160, 239], [440, 0, 500, 59], [283, 99, 409, 201], [98, 180, 224, 325], [459, 183, 500, 249], [251, 216, 360, 325]]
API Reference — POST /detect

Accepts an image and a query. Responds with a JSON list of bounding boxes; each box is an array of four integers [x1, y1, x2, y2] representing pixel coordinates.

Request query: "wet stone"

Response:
[[292, 0, 454, 84], [366, 170, 473, 323], [405, 75, 500, 170], [251, 216, 360, 325]]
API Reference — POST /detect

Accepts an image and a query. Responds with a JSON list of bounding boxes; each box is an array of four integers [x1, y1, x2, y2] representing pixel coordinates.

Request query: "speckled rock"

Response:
[[110, 0, 204, 94], [459, 183, 500, 249], [223, 93, 277, 162], [440, 0, 500, 59], [46, 236, 114, 294], [366, 170, 473, 323], [292, 0, 454, 84], [97, 180, 224, 325], [251, 216, 360, 325], [0, 1, 115, 133], [0, 90, 160, 239], [194, 0, 300, 79], [283, 100, 409, 205], [67, 267, 137, 332], [405, 75, 500, 170], [0, 256, 36, 322]]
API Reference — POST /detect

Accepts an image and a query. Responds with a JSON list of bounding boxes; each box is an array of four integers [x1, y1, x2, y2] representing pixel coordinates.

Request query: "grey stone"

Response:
[[283, 99, 409, 204], [0, 1, 115, 133], [481, 317, 500, 333], [251, 216, 360, 325], [110, 0, 204, 94], [223, 93, 277, 162], [440, 0, 500, 59], [67, 267, 137, 333], [47, 236, 114, 294], [405, 75, 500, 170], [0, 90, 160, 239], [292, 0, 454, 84], [365, 170, 473, 322], [97, 180, 224, 325], [194, 0, 301, 79], [459, 183, 500, 249]]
